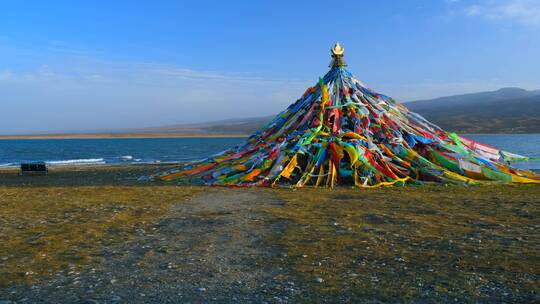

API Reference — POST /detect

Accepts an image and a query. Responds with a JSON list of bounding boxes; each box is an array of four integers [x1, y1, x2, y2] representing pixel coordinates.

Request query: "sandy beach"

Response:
[[0, 164, 539, 302]]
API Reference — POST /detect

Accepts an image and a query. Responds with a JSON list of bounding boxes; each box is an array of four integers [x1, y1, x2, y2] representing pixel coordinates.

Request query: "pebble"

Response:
[[111, 295, 121, 301]]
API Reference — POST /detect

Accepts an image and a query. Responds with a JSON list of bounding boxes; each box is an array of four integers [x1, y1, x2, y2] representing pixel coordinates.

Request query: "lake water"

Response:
[[0, 134, 539, 169]]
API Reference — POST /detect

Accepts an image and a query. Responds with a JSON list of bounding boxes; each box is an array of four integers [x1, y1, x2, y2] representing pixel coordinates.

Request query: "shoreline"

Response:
[[1, 163, 538, 185], [0, 163, 176, 187], [0, 163, 178, 172], [2, 163, 538, 174]]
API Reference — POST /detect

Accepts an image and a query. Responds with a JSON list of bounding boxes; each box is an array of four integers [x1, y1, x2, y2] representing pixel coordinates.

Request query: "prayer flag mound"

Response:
[[156, 43, 540, 187]]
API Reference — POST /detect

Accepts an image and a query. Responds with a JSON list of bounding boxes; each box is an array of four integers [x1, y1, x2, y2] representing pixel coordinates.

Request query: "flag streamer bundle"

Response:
[[157, 43, 539, 187]]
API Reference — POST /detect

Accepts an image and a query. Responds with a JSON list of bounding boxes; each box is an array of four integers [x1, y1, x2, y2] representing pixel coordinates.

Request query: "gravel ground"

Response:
[[1, 188, 306, 303], [1, 165, 538, 303]]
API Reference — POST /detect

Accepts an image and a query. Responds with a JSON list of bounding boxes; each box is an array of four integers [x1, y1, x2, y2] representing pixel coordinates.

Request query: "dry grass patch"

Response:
[[0, 186, 201, 287], [268, 185, 540, 301]]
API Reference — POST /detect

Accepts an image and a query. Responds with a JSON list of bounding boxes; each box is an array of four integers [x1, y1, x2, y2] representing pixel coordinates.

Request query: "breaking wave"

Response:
[[46, 158, 106, 166]]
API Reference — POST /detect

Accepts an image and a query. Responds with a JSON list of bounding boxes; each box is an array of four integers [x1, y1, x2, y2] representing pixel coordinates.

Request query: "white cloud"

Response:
[[0, 54, 311, 134], [465, 5, 481, 16], [464, 0, 540, 26], [0, 70, 14, 81]]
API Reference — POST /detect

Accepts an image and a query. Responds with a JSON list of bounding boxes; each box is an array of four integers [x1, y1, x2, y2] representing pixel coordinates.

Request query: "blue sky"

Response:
[[1, 0, 539, 134]]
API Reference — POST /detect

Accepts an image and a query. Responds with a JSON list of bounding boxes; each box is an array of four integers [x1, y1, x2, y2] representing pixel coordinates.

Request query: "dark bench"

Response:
[[20, 162, 48, 175]]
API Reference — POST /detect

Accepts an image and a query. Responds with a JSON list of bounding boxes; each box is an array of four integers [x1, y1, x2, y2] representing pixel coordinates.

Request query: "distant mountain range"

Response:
[[406, 87, 540, 133], [142, 87, 540, 135]]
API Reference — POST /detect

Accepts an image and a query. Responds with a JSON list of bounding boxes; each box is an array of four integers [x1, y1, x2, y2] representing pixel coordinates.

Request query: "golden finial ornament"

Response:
[[331, 42, 344, 56], [330, 42, 347, 68]]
